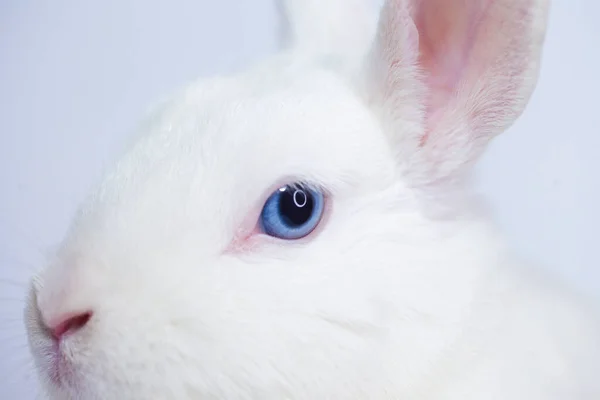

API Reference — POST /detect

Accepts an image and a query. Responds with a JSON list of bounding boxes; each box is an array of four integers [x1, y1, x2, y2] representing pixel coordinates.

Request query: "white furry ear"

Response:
[[362, 0, 551, 185], [277, 0, 379, 62]]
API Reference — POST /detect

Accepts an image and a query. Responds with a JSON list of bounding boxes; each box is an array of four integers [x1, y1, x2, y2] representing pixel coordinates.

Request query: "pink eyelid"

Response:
[[224, 180, 331, 255]]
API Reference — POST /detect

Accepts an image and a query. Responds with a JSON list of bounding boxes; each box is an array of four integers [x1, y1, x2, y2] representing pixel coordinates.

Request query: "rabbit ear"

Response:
[[276, 0, 379, 62], [362, 0, 551, 185]]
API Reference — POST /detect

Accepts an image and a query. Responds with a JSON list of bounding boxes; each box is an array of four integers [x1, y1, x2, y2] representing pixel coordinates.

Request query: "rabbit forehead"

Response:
[[71, 63, 396, 258]]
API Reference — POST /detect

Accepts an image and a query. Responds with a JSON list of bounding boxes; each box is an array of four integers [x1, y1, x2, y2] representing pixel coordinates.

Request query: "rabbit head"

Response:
[[25, 0, 550, 398]]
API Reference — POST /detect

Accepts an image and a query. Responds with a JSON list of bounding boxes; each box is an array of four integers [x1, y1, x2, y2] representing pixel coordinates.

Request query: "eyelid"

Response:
[[226, 178, 332, 253]]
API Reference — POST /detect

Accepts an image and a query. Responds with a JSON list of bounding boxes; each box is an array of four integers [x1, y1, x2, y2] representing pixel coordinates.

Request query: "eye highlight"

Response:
[[259, 183, 325, 240]]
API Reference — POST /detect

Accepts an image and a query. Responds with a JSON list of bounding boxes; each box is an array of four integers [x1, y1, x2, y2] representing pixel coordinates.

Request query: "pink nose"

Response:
[[49, 311, 93, 340]]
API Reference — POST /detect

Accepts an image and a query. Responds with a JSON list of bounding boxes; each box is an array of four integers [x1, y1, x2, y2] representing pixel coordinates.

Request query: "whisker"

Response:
[[0, 215, 47, 258], [0, 281, 29, 292], [1, 343, 33, 359], [1, 312, 27, 319], [2, 359, 38, 398], [0, 318, 28, 328], [0, 254, 40, 275], [0, 297, 26, 305], [2, 349, 32, 366], [0, 332, 27, 342], [0, 276, 29, 288], [0, 323, 26, 340]]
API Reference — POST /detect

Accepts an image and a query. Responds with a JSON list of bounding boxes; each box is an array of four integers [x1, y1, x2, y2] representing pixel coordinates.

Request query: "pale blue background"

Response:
[[1, 0, 599, 398]]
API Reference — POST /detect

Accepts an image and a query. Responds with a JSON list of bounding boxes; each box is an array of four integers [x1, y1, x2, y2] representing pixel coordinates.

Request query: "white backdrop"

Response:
[[1, 0, 598, 398]]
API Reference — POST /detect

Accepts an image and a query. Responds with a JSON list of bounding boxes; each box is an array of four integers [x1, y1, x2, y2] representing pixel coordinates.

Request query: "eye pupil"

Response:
[[259, 182, 325, 240], [293, 189, 307, 208], [279, 187, 314, 227]]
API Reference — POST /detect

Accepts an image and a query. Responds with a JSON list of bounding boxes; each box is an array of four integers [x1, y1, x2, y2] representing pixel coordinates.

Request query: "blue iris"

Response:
[[259, 183, 325, 240]]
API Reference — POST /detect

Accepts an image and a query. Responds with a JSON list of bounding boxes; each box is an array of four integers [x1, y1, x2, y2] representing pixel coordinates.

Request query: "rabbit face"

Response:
[[25, 0, 550, 398], [23, 60, 393, 398], [27, 53, 493, 400]]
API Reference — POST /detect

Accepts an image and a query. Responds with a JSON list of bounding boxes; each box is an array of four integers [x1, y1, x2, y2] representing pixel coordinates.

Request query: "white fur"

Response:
[[25, 0, 600, 399], [277, 0, 380, 62]]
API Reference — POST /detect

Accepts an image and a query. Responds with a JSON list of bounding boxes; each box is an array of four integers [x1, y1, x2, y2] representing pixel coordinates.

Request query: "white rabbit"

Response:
[[24, 0, 600, 399]]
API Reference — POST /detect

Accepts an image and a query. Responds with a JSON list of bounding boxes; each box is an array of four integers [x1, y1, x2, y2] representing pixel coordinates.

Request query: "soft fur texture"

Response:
[[25, 0, 600, 399]]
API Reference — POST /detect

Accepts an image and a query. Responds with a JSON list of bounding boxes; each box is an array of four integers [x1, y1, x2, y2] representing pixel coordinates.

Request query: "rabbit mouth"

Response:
[[24, 283, 81, 394]]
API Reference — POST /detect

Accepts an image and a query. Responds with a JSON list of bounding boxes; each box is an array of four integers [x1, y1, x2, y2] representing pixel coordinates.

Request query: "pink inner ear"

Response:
[[413, 0, 494, 143]]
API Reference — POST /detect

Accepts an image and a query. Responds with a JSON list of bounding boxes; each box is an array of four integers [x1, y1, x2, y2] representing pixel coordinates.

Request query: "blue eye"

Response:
[[259, 183, 325, 240]]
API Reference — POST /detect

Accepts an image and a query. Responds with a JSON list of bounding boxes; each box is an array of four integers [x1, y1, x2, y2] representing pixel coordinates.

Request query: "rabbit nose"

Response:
[[29, 273, 96, 342], [48, 311, 93, 340]]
